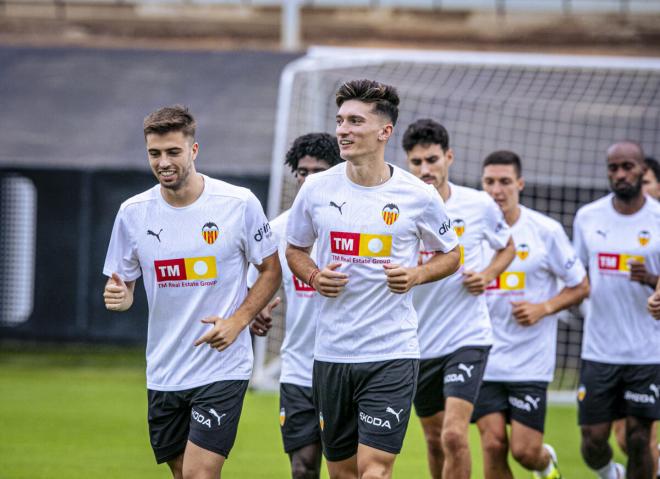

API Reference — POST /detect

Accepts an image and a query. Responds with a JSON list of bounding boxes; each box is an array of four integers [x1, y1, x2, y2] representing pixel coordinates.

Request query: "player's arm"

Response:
[[103, 273, 136, 312], [648, 277, 660, 320], [512, 276, 590, 326], [463, 236, 515, 295], [384, 245, 460, 294], [629, 260, 659, 289], [195, 252, 282, 351], [286, 243, 349, 298]]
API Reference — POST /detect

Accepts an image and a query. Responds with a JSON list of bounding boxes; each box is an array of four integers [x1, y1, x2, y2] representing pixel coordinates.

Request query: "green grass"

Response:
[[0, 344, 634, 478]]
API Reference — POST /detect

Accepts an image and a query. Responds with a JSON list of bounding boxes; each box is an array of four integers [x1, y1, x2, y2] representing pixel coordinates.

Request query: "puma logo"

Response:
[[329, 201, 346, 215], [650, 384, 660, 399], [385, 407, 403, 423], [458, 363, 475, 379], [209, 408, 227, 426], [147, 229, 163, 242], [524, 395, 541, 410], [596, 229, 607, 239]]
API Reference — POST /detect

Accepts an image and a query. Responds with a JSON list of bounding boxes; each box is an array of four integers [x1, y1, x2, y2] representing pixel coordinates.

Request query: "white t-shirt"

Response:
[[573, 194, 660, 364], [287, 163, 459, 363], [103, 175, 278, 391], [414, 183, 510, 359], [248, 209, 318, 388], [484, 206, 586, 382]]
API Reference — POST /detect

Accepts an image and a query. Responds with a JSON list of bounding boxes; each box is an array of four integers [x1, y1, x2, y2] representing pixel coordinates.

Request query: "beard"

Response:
[[611, 174, 643, 201]]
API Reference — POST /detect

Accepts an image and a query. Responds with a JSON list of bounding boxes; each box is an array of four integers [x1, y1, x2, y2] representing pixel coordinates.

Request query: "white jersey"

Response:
[[287, 163, 459, 363], [103, 175, 278, 391], [484, 206, 586, 382], [248, 210, 318, 387], [573, 194, 660, 364], [414, 183, 510, 358]]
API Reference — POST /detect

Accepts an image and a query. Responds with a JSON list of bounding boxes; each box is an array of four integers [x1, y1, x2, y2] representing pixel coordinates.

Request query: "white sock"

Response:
[[595, 461, 619, 479]]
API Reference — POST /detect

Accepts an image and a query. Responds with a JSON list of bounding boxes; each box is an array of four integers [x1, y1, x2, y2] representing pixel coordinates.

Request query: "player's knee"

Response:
[[182, 463, 218, 479], [291, 457, 320, 479], [481, 431, 508, 460], [422, 423, 443, 454], [626, 424, 652, 457], [510, 443, 540, 469], [441, 426, 468, 455], [358, 463, 390, 479]]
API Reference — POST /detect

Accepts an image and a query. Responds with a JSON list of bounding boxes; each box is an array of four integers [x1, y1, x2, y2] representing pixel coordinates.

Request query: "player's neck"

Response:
[[437, 182, 451, 202], [504, 205, 521, 226], [346, 157, 390, 187], [160, 172, 205, 207], [612, 193, 645, 215]]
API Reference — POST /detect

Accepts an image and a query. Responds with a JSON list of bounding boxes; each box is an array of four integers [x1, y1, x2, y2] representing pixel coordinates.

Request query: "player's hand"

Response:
[[103, 273, 133, 311], [629, 260, 648, 284], [194, 316, 244, 351], [250, 297, 281, 336], [462, 270, 490, 296], [313, 262, 349, 298], [511, 300, 552, 326], [383, 263, 419, 294], [648, 291, 660, 320]]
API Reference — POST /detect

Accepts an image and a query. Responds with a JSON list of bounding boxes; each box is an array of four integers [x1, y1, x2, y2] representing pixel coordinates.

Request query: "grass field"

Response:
[[0, 344, 633, 478]]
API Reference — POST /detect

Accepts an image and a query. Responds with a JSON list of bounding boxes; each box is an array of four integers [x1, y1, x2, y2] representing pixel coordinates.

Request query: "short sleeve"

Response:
[[482, 196, 511, 250], [572, 210, 589, 267], [246, 264, 259, 288], [417, 193, 459, 253], [103, 207, 141, 281], [286, 181, 316, 248], [242, 193, 278, 265], [547, 224, 586, 287]]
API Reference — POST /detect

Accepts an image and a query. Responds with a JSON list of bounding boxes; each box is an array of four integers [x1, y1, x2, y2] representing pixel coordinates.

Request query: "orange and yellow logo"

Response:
[[202, 222, 219, 245], [330, 231, 392, 257], [382, 203, 399, 226], [154, 256, 217, 282], [597, 253, 644, 272], [453, 219, 465, 237], [279, 408, 286, 427], [516, 243, 530, 261], [639, 230, 651, 247], [319, 412, 324, 431], [487, 272, 525, 291]]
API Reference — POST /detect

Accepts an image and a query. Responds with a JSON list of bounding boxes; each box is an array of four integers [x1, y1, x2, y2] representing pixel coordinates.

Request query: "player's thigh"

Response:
[[187, 380, 249, 460], [621, 363, 660, 421], [505, 382, 548, 434], [356, 443, 397, 479], [354, 359, 418, 456], [414, 357, 446, 418], [442, 346, 490, 406], [182, 440, 225, 478], [147, 388, 190, 464], [313, 360, 358, 462], [509, 420, 544, 459], [578, 360, 625, 426], [280, 383, 321, 455], [475, 411, 509, 454]]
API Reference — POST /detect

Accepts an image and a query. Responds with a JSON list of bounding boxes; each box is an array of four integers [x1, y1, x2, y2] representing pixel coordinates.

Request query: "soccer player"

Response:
[[473, 150, 590, 479], [286, 79, 461, 479], [249, 132, 344, 479], [402, 119, 515, 479], [574, 141, 660, 479], [102, 105, 281, 479]]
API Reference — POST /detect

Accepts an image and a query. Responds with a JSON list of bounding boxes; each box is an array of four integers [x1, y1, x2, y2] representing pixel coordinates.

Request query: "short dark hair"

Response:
[[143, 105, 196, 139], [402, 119, 450, 152], [335, 79, 400, 126], [645, 156, 660, 182], [483, 150, 522, 178], [284, 133, 343, 172]]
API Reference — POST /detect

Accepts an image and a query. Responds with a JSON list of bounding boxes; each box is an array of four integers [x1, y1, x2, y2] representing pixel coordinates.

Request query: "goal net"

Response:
[[253, 47, 660, 401]]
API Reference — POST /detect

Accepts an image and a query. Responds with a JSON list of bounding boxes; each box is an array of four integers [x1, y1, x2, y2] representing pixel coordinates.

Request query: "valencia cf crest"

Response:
[[638, 230, 651, 247], [279, 407, 286, 427], [516, 243, 530, 260], [202, 222, 219, 245], [382, 203, 399, 225], [453, 219, 465, 237], [319, 412, 325, 431]]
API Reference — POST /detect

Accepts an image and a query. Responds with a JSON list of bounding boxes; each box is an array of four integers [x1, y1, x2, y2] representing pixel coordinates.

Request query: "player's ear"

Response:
[[191, 141, 200, 160], [378, 124, 393, 142], [446, 148, 455, 167], [517, 176, 525, 192]]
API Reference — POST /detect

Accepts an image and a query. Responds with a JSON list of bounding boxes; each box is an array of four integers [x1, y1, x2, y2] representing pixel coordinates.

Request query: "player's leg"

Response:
[[183, 380, 248, 478], [613, 419, 628, 454], [147, 389, 190, 477], [613, 418, 659, 477], [414, 357, 446, 477], [355, 359, 418, 478], [313, 361, 359, 479], [280, 383, 323, 479], [624, 416, 654, 478], [473, 381, 514, 479]]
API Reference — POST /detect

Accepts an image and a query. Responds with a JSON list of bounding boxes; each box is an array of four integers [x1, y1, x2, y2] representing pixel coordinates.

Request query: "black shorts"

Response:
[[414, 346, 490, 418], [312, 359, 418, 462], [280, 383, 321, 454], [578, 360, 660, 425], [472, 381, 548, 433], [147, 380, 248, 463]]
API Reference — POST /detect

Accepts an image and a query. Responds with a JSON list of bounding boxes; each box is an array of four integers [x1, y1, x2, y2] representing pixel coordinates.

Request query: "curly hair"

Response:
[[284, 132, 343, 172], [402, 119, 449, 152], [335, 79, 400, 126]]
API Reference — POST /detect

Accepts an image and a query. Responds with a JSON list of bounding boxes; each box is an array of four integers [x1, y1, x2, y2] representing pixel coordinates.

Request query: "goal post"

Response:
[[256, 46, 660, 401]]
